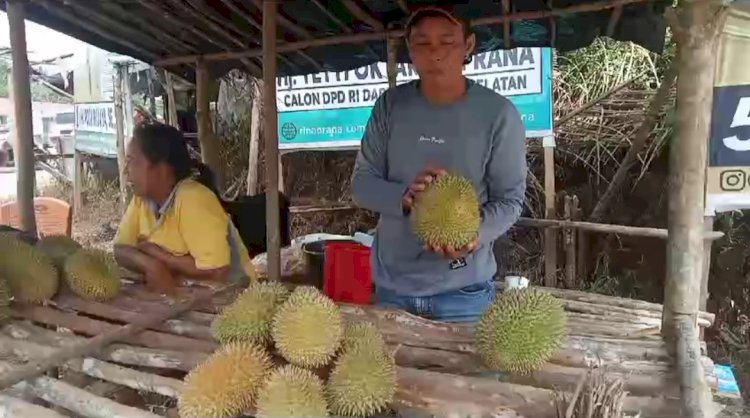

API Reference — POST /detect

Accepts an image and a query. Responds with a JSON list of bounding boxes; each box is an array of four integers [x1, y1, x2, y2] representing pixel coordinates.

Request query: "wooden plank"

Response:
[[53, 294, 214, 341], [0, 335, 184, 398], [11, 304, 218, 353], [0, 284, 235, 390], [0, 394, 68, 418], [2, 321, 208, 372]]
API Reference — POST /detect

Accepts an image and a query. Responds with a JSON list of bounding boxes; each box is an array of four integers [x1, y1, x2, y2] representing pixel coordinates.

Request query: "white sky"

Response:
[[0, 11, 87, 62]]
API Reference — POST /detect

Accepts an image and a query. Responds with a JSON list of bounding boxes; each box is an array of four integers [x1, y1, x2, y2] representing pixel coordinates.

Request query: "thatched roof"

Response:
[[2, 0, 671, 80]]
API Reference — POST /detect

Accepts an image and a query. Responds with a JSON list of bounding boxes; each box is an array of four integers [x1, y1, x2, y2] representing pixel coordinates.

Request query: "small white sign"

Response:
[[74, 101, 116, 135]]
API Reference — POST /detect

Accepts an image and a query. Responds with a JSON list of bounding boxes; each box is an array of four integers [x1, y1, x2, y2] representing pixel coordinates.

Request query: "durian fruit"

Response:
[[36, 235, 81, 267], [0, 276, 11, 322], [341, 320, 385, 353], [211, 281, 289, 345], [256, 365, 330, 418], [62, 248, 121, 301], [272, 286, 343, 368], [411, 173, 480, 249], [327, 343, 396, 417], [475, 288, 567, 374], [178, 342, 272, 418], [0, 234, 58, 303]]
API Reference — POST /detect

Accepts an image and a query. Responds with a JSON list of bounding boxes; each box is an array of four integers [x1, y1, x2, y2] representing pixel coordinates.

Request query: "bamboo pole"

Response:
[[154, 0, 650, 66], [662, 2, 727, 417], [7, 0, 37, 236], [0, 284, 237, 390], [263, 0, 281, 282], [516, 217, 724, 240]]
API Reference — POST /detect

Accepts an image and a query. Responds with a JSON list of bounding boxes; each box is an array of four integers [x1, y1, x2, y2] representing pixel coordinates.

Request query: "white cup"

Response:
[[504, 275, 529, 290]]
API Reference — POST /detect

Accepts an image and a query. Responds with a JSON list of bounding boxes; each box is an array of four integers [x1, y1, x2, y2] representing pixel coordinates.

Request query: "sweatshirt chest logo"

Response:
[[418, 135, 445, 145]]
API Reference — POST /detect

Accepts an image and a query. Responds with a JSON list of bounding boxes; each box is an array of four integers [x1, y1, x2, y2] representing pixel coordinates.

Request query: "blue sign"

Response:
[[277, 47, 553, 151]]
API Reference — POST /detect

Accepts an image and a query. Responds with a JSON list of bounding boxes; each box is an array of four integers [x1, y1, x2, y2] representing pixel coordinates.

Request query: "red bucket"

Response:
[[323, 241, 372, 304]]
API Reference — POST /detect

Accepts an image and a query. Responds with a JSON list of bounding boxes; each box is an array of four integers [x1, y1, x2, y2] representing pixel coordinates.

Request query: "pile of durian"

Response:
[[179, 283, 396, 418], [0, 233, 120, 313]]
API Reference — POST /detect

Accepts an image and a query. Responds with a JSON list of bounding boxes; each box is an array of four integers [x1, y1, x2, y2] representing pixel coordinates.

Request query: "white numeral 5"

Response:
[[723, 97, 750, 151]]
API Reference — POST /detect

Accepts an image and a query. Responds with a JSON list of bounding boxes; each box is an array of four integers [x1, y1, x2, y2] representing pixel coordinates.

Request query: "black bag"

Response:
[[222, 192, 291, 258]]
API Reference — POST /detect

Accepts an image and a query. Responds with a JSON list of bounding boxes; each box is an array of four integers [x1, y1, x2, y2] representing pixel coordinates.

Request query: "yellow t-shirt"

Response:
[[114, 179, 257, 283]]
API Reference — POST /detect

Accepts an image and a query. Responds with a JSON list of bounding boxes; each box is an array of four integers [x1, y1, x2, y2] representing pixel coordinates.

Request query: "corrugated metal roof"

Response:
[[1, 0, 671, 80]]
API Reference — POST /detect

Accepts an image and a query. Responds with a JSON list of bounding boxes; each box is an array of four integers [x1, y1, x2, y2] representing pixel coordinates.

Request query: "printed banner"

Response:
[[74, 101, 118, 157], [705, 5, 750, 215], [277, 47, 554, 151]]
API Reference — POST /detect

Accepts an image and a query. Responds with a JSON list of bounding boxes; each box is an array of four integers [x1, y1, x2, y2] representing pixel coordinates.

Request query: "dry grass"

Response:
[[556, 367, 628, 418]]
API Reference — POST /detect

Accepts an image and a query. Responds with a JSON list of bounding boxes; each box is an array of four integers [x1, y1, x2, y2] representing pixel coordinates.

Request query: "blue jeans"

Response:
[[375, 280, 496, 323]]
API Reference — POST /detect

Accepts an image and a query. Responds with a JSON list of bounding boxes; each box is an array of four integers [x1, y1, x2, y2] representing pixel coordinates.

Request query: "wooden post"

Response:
[[263, 0, 281, 281], [699, 216, 714, 313], [113, 64, 128, 212], [164, 71, 179, 128], [387, 35, 398, 88], [246, 79, 262, 195], [699, 216, 714, 341], [8, 0, 37, 236], [563, 194, 577, 289], [196, 59, 223, 189], [662, 2, 727, 417], [146, 68, 157, 116], [543, 137, 557, 287], [73, 151, 83, 214]]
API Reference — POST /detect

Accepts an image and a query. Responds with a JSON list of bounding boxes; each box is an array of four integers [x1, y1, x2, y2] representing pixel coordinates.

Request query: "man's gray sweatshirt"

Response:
[[351, 79, 527, 297]]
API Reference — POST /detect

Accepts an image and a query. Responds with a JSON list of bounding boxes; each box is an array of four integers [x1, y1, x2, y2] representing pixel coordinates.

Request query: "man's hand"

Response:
[[402, 166, 447, 213], [424, 237, 480, 260]]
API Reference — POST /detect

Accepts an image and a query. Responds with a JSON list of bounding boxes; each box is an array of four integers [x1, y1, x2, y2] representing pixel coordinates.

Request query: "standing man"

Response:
[[351, 5, 527, 323]]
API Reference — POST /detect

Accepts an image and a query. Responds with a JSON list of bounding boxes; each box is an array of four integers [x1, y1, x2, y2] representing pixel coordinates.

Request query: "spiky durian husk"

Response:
[[256, 365, 330, 418], [271, 286, 343, 368], [341, 320, 385, 354], [0, 234, 58, 303], [36, 235, 81, 267], [411, 173, 480, 249], [211, 281, 290, 345], [62, 248, 120, 301], [178, 342, 272, 418], [327, 343, 396, 417], [475, 288, 567, 374]]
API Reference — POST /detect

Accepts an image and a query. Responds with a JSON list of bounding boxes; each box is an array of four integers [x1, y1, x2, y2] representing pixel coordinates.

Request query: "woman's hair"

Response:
[[132, 122, 221, 200]]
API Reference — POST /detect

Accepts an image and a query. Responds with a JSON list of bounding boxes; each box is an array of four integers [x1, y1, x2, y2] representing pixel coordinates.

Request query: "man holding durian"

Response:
[[351, 4, 527, 322]]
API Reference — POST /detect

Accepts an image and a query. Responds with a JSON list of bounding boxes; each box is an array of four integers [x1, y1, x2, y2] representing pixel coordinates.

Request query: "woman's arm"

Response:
[[114, 244, 178, 294], [135, 241, 229, 282]]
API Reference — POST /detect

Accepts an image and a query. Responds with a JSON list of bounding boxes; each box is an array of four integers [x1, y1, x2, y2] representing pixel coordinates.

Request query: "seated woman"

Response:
[[113, 122, 257, 294]]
